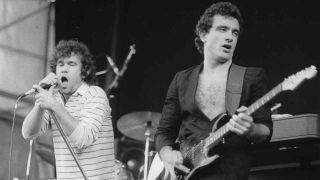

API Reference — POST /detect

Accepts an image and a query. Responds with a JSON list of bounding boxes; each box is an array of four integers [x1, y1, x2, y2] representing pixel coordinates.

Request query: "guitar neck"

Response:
[[205, 123, 229, 148], [246, 83, 282, 115], [205, 83, 283, 149]]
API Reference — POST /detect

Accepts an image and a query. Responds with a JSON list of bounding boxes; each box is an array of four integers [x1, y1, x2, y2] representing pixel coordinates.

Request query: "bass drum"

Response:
[[115, 160, 134, 180]]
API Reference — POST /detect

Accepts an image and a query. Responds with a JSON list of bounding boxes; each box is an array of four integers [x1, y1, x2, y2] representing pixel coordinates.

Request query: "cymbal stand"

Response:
[[143, 121, 152, 180], [107, 44, 136, 94]]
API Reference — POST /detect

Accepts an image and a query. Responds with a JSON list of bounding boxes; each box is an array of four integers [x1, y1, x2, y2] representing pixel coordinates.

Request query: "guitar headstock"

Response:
[[282, 65, 318, 91]]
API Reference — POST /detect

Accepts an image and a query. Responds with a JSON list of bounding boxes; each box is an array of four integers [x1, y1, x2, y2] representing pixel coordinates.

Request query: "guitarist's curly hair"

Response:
[[194, 1, 243, 54]]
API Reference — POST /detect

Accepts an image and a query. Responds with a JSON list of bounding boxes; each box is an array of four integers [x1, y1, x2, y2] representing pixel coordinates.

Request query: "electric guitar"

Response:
[[148, 65, 317, 180]]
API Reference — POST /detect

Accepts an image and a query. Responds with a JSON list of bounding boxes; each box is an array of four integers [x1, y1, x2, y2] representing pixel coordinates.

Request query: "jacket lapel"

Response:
[[185, 64, 202, 113]]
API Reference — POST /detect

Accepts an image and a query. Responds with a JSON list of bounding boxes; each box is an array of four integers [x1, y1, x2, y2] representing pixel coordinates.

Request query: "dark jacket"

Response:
[[155, 63, 273, 179]]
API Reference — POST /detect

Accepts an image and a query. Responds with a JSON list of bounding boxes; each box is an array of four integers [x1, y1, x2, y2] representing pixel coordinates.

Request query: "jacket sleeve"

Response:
[[247, 68, 273, 143], [155, 73, 183, 152]]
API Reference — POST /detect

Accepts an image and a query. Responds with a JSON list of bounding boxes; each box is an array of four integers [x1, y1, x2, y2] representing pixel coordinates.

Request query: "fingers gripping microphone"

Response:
[[23, 82, 57, 97]]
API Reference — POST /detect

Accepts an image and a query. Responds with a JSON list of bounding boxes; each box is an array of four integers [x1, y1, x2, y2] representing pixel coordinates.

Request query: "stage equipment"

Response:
[[117, 111, 161, 142], [252, 114, 320, 170], [118, 111, 161, 180], [107, 44, 136, 92], [115, 160, 134, 180], [95, 44, 136, 91], [116, 137, 148, 180]]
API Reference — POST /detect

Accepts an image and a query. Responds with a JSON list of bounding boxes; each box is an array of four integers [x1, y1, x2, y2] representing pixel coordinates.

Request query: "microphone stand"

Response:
[[48, 111, 89, 180], [25, 140, 33, 180], [107, 44, 136, 93]]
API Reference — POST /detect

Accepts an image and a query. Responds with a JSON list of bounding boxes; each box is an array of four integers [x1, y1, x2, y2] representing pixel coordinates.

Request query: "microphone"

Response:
[[23, 82, 57, 97], [106, 55, 119, 75]]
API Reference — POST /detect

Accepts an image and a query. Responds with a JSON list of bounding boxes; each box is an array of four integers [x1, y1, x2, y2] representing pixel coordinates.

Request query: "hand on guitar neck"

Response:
[[227, 106, 271, 144]]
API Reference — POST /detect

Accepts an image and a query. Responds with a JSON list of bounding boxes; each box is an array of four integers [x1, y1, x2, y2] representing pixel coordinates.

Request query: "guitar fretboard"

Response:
[[247, 83, 282, 115]]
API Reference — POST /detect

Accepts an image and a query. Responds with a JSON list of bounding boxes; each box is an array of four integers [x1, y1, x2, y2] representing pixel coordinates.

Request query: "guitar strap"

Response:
[[225, 64, 246, 115]]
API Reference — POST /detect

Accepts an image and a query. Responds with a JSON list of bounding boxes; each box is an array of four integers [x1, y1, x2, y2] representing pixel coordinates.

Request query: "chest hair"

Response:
[[195, 73, 227, 120]]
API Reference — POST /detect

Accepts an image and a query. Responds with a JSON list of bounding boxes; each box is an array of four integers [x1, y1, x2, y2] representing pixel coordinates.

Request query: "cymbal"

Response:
[[117, 111, 161, 141]]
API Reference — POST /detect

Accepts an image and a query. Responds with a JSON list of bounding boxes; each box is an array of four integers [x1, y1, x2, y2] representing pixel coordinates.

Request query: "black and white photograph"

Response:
[[0, 0, 319, 180]]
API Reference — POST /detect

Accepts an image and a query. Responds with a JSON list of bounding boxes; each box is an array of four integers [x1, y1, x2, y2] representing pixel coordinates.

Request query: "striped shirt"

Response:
[[39, 83, 115, 180]]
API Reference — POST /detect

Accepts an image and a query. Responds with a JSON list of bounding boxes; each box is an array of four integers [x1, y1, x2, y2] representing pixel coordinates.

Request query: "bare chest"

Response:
[[195, 75, 227, 120]]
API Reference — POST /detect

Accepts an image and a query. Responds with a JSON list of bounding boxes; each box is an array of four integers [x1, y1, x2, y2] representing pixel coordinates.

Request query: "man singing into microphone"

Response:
[[22, 40, 115, 180]]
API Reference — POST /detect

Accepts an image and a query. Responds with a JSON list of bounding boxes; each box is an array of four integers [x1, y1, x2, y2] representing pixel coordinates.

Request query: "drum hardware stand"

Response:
[[107, 44, 136, 94], [49, 111, 89, 180], [95, 44, 136, 96], [143, 120, 152, 180]]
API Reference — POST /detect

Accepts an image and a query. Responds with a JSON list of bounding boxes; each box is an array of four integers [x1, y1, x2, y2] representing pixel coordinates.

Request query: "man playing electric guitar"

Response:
[[154, 2, 273, 180]]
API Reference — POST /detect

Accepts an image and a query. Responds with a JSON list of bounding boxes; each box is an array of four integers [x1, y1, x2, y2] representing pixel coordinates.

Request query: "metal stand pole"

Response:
[[25, 140, 33, 180], [49, 111, 89, 180], [143, 129, 151, 180], [143, 116, 153, 180]]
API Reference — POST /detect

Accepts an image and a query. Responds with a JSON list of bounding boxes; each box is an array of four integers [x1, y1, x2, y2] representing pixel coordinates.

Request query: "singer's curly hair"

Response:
[[49, 39, 96, 85], [194, 1, 243, 54]]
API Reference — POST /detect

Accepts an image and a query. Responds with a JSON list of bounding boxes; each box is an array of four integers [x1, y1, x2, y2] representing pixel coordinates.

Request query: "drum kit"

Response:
[[117, 111, 161, 180]]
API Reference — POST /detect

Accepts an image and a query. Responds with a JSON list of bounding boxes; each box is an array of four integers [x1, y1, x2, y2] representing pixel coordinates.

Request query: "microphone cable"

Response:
[[8, 94, 24, 180]]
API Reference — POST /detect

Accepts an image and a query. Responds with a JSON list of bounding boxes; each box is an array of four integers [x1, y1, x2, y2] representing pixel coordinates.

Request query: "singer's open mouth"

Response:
[[61, 76, 68, 82]]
